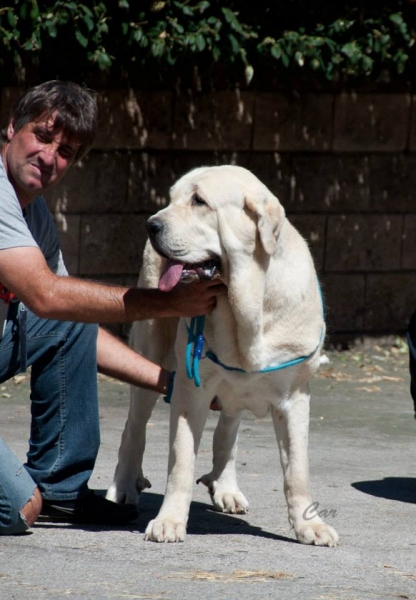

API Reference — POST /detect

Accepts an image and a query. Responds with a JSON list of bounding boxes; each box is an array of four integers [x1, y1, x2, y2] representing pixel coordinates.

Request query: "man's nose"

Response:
[[38, 144, 57, 164]]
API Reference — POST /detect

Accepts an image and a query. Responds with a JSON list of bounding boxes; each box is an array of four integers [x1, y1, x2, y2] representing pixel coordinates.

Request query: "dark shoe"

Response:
[[37, 491, 138, 525]]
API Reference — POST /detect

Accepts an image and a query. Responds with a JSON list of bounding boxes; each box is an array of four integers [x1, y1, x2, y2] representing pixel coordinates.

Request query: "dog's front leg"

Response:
[[197, 411, 249, 514], [106, 386, 157, 505], [145, 386, 210, 542], [272, 386, 339, 547]]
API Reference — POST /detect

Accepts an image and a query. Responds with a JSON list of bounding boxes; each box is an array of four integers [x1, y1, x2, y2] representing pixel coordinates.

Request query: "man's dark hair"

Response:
[[1, 80, 98, 161]]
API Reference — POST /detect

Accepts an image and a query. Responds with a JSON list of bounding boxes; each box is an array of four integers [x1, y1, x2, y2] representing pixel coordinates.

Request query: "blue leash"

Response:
[[186, 315, 206, 387], [163, 315, 205, 404]]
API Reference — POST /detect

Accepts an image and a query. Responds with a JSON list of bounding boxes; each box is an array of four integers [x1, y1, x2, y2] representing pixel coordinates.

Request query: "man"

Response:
[[0, 80, 225, 534]]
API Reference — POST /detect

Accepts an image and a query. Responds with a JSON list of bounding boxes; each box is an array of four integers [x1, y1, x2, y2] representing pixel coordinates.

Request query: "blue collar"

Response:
[[186, 307, 324, 388]]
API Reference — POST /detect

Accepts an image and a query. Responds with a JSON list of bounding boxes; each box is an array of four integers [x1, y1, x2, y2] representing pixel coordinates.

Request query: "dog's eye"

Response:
[[192, 194, 207, 207]]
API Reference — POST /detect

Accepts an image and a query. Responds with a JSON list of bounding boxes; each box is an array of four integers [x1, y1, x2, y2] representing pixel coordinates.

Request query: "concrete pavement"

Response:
[[0, 337, 415, 600]]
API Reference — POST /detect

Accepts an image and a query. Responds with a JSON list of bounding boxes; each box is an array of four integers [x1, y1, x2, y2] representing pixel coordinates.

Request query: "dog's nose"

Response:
[[146, 218, 164, 236]]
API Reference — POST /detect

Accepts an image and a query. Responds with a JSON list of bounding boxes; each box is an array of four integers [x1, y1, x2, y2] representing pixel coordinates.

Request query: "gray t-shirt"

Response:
[[0, 157, 67, 276]]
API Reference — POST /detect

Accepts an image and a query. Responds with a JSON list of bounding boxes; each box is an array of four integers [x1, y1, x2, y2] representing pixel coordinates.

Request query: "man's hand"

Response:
[[166, 279, 227, 318]]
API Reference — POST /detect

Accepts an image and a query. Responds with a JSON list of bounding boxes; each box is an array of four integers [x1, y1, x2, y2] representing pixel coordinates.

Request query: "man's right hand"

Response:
[[166, 279, 227, 318]]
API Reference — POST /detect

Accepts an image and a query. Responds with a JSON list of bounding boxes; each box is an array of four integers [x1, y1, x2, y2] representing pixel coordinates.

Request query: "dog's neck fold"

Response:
[[214, 211, 276, 371], [212, 217, 322, 372]]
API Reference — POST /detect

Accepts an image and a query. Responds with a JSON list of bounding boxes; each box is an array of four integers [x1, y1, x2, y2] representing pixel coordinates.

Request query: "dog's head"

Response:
[[146, 165, 285, 291]]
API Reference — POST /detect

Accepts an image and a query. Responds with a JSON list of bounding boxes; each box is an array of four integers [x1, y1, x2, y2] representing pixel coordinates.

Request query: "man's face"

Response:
[[2, 112, 79, 206]]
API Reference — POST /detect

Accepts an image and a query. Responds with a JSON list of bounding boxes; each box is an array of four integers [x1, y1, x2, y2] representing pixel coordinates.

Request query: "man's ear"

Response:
[[6, 121, 15, 141], [245, 192, 285, 255]]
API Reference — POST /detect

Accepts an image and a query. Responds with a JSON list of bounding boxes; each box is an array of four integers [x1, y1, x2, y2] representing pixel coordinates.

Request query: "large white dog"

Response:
[[107, 165, 339, 547]]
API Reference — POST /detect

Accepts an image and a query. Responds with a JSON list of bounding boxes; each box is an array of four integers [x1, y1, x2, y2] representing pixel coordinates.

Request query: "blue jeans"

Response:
[[0, 302, 99, 533]]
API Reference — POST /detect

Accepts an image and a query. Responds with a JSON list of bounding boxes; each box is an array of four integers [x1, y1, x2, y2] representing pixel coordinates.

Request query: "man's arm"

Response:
[[0, 246, 226, 321], [96, 327, 170, 394]]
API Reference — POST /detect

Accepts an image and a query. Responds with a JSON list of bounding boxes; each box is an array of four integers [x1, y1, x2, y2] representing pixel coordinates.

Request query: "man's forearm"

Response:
[[43, 278, 175, 323], [96, 327, 170, 394], [37, 274, 223, 323]]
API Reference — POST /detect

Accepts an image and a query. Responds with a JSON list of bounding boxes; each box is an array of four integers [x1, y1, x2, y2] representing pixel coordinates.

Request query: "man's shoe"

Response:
[[37, 491, 138, 525]]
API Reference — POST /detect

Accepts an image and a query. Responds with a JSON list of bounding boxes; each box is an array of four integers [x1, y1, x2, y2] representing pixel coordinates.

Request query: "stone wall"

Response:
[[2, 87, 415, 341]]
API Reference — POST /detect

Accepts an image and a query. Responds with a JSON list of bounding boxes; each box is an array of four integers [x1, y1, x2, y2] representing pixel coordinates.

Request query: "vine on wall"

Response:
[[1, 1, 415, 86]]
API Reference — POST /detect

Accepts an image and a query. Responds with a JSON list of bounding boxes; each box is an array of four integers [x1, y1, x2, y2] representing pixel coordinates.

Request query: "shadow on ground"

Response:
[[352, 477, 416, 504], [35, 490, 298, 543]]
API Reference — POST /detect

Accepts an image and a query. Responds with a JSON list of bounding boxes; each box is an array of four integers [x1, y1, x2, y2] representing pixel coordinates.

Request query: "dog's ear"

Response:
[[245, 192, 285, 255]]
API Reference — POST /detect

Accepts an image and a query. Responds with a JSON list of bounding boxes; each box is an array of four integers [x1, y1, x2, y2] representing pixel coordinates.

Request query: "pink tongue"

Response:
[[159, 260, 184, 292]]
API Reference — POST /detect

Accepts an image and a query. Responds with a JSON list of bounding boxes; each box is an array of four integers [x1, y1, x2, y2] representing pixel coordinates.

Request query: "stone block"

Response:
[[79, 215, 149, 275], [290, 155, 369, 212], [408, 95, 416, 151], [369, 155, 416, 212], [253, 93, 334, 151], [128, 151, 253, 213], [129, 152, 175, 213], [319, 274, 365, 333], [94, 90, 172, 150], [333, 93, 410, 151], [249, 153, 292, 207], [326, 214, 403, 271], [365, 273, 416, 331], [287, 214, 326, 271], [402, 215, 416, 269], [172, 91, 254, 150], [46, 152, 130, 214]]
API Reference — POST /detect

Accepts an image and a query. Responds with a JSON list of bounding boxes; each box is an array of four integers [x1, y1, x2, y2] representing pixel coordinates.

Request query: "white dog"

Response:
[[107, 165, 339, 547]]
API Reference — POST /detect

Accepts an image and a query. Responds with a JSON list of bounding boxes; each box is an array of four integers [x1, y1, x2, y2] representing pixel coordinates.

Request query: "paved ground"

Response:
[[0, 337, 415, 600]]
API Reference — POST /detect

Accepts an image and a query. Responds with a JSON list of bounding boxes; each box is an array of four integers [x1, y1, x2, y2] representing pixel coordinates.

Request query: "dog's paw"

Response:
[[106, 475, 151, 505], [295, 522, 339, 547], [197, 474, 249, 514], [213, 491, 249, 514], [144, 518, 187, 543]]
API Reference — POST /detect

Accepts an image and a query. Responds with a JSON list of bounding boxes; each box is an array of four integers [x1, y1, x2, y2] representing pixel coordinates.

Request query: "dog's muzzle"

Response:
[[146, 218, 220, 292]]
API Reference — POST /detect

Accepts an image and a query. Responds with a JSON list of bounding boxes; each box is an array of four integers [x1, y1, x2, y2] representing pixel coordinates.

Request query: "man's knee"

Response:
[[0, 439, 41, 535], [20, 487, 42, 528], [0, 486, 42, 535]]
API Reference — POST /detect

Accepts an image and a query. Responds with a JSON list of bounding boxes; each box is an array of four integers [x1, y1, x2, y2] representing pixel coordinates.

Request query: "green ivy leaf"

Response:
[[30, 3, 39, 21], [228, 33, 240, 54], [75, 29, 89, 48], [95, 51, 112, 70], [362, 55, 374, 73], [45, 20, 58, 38], [271, 44, 281, 60], [198, 1, 210, 13], [151, 38, 165, 57], [196, 33, 205, 51], [281, 50, 289, 67], [7, 10, 17, 28], [82, 15, 95, 32], [389, 14, 403, 27], [133, 28, 142, 42]]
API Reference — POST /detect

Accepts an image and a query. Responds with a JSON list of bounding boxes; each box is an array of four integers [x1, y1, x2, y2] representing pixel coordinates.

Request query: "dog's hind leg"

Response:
[[271, 386, 339, 547], [197, 411, 249, 514]]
